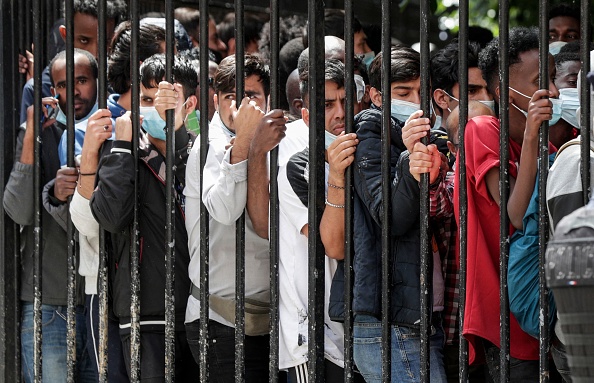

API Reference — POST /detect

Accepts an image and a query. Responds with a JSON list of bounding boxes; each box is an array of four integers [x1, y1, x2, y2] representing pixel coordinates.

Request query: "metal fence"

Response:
[[0, 0, 592, 382]]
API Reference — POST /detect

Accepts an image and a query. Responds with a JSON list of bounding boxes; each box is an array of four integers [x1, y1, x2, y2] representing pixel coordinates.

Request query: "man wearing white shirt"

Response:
[[184, 54, 286, 382], [277, 59, 363, 382]]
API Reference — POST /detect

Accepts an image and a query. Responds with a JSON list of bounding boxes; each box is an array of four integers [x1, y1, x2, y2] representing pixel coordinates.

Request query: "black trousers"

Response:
[[120, 328, 198, 382], [185, 319, 270, 383]]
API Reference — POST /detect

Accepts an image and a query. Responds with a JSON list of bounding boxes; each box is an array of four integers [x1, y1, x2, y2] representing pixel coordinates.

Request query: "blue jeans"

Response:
[[21, 302, 97, 383], [353, 315, 447, 383]]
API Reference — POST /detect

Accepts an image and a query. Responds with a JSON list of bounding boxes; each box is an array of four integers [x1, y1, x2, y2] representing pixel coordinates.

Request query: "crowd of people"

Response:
[[4, 0, 593, 382]]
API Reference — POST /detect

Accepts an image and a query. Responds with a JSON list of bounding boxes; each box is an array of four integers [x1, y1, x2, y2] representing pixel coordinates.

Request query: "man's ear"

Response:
[[363, 85, 371, 103], [370, 87, 382, 108], [213, 93, 219, 111], [292, 98, 303, 113], [447, 141, 458, 156], [185, 95, 198, 113], [59, 25, 67, 42], [433, 89, 450, 111], [302, 107, 310, 126]]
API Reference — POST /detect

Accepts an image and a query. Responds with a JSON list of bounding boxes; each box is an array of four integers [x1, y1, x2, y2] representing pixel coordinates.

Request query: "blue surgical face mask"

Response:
[[509, 86, 563, 125], [325, 130, 337, 150], [140, 106, 166, 140], [55, 102, 99, 130], [550, 98, 564, 125], [362, 51, 375, 69], [390, 99, 420, 123], [559, 88, 580, 128], [433, 114, 442, 130]]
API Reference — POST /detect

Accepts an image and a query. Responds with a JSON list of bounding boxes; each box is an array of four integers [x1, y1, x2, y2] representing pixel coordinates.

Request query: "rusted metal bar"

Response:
[[198, 0, 211, 381], [234, 1, 246, 381], [380, 0, 392, 381], [580, 0, 591, 204], [419, 0, 432, 380], [64, 0, 77, 381], [268, 0, 281, 379], [498, 0, 511, 380], [457, 0, 469, 381], [32, 0, 43, 381], [129, 0, 142, 379], [307, 0, 325, 380], [96, 0, 109, 380], [344, 0, 355, 382], [164, 0, 176, 381], [538, 0, 550, 381]]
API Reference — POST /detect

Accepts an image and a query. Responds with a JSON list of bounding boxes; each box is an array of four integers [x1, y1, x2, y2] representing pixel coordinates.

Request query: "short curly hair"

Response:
[[478, 27, 539, 96]]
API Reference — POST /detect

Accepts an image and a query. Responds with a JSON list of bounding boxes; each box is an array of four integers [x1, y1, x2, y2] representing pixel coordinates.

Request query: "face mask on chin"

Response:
[[55, 102, 99, 130]]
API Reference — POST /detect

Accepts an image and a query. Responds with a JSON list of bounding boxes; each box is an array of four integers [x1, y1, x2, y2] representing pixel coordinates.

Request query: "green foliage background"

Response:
[[431, 0, 589, 36]]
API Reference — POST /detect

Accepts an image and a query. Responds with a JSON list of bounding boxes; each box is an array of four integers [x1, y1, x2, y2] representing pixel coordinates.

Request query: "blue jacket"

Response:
[[351, 106, 424, 326], [508, 158, 557, 338]]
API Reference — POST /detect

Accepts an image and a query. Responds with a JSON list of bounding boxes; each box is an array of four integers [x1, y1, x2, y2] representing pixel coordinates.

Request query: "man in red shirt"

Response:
[[458, 27, 559, 381]]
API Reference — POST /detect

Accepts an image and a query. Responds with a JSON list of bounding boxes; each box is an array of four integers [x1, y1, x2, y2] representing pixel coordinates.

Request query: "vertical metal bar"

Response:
[[1, 1, 20, 381], [498, 0, 511, 381], [380, 0, 392, 381], [580, 0, 591, 204], [10, 0, 22, 379], [32, 0, 43, 381], [129, 0, 142, 379], [40, 0, 46, 66], [18, 0, 26, 94], [538, 0, 550, 381], [268, 0, 281, 380], [64, 0, 77, 381], [198, 0, 211, 381], [164, 0, 176, 381], [96, 0, 109, 380], [457, 0, 469, 381], [307, 0, 325, 381], [234, 1, 246, 381], [25, 0, 32, 58], [344, 1, 355, 382], [419, 0, 432, 381]]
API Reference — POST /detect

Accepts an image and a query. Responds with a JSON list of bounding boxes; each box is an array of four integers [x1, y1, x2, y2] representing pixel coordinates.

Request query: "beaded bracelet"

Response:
[[325, 199, 345, 208], [328, 183, 345, 190]]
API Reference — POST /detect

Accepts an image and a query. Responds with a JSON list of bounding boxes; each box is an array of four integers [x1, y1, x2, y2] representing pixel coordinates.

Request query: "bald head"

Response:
[[446, 100, 495, 143], [297, 36, 346, 76], [286, 68, 303, 118]]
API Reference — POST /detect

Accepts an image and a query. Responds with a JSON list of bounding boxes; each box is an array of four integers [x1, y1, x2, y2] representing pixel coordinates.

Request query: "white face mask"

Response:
[[559, 87, 580, 128], [354, 74, 365, 103], [325, 130, 337, 150], [510, 87, 563, 125]]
